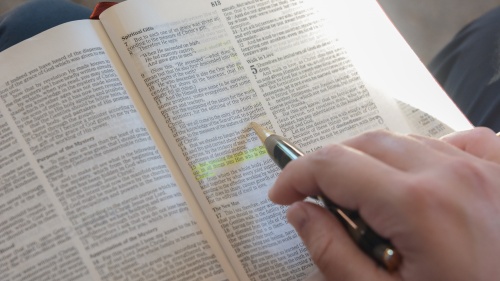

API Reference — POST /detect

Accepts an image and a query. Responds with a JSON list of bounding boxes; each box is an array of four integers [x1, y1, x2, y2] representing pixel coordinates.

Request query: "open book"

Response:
[[0, 0, 471, 280]]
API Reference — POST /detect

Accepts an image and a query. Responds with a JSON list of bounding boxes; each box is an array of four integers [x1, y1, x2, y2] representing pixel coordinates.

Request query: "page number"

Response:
[[211, 0, 221, 7]]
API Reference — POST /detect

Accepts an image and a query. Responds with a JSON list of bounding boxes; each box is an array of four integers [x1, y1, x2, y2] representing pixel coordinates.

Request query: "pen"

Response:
[[250, 122, 401, 272]]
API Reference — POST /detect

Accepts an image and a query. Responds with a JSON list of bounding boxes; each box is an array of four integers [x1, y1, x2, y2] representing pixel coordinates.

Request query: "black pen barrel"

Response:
[[262, 133, 401, 271], [320, 196, 399, 270]]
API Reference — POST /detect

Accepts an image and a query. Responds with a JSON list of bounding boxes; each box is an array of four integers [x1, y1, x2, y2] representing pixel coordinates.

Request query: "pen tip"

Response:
[[250, 122, 274, 143]]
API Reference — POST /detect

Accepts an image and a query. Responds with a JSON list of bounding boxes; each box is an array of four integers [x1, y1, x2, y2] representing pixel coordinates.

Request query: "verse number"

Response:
[[250, 65, 258, 74], [211, 0, 221, 7]]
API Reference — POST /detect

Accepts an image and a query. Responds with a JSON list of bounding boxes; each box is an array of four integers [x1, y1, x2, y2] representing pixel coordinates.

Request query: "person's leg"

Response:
[[0, 0, 91, 52], [428, 6, 500, 132]]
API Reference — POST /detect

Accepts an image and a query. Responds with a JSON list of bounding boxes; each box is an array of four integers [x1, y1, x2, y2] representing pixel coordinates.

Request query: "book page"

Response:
[[100, 0, 472, 280], [0, 20, 228, 281]]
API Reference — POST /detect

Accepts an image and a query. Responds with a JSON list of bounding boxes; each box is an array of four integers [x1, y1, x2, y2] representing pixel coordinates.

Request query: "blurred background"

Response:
[[1, 0, 499, 64]]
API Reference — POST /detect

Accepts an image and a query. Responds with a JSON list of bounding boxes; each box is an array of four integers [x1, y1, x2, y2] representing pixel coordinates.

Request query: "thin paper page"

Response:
[[0, 20, 227, 281], [100, 1, 472, 281], [315, 0, 472, 132]]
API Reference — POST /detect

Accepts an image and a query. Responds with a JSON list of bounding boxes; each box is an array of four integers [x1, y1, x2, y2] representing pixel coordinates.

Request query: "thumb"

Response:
[[286, 201, 396, 281]]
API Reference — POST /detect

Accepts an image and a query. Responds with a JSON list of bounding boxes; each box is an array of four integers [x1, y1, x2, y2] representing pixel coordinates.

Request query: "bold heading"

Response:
[[122, 26, 155, 41]]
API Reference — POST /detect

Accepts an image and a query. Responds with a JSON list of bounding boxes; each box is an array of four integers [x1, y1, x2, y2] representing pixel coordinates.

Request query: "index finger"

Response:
[[268, 142, 404, 212]]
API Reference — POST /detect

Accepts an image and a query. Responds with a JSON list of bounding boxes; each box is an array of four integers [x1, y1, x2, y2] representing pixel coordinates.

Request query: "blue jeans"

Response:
[[429, 6, 500, 132], [1, 0, 498, 131], [0, 0, 90, 52]]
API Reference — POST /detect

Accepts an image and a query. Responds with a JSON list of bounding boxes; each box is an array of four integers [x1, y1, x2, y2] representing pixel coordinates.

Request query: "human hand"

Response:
[[269, 128, 500, 281]]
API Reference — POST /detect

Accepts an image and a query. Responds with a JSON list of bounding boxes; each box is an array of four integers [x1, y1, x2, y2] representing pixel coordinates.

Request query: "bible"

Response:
[[0, 0, 471, 280]]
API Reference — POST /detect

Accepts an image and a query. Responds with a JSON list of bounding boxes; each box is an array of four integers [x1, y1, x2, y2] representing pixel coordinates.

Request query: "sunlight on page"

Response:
[[312, 0, 472, 132]]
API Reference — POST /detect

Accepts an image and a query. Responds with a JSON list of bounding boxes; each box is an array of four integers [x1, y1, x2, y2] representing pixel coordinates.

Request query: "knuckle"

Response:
[[472, 127, 496, 137], [349, 129, 392, 145], [467, 127, 496, 145], [445, 158, 489, 186], [311, 143, 348, 164], [397, 158, 490, 209], [397, 176, 435, 205]]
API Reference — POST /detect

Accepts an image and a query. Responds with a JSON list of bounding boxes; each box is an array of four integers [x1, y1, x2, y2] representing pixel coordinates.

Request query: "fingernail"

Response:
[[287, 202, 309, 233], [268, 186, 277, 202]]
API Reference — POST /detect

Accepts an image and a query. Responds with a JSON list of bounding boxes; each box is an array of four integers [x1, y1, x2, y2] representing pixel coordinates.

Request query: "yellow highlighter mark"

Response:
[[192, 146, 267, 180]]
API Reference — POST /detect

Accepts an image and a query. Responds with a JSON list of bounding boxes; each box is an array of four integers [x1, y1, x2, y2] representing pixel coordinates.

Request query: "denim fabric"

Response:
[[429, 6, 500, 131], [0, 0, 91, 52]]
